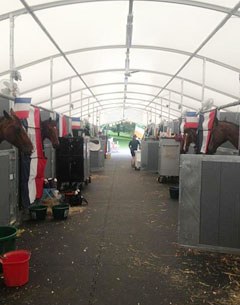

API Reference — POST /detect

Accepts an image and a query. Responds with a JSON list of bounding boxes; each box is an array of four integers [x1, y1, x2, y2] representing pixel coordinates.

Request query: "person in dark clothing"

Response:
[[129, 135, 141, 167]]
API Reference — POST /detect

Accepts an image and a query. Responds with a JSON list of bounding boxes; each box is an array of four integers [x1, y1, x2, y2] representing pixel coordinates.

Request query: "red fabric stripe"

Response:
[[62, 116, 68, 136], [34, 107, 46, 199], [205, 110, 216, 151], [184, 122, 198, 129], [15, 110, 29, 120]]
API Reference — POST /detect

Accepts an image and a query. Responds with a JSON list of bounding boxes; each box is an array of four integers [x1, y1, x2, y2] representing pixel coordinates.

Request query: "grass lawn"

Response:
[[107, 131, 132, 149]]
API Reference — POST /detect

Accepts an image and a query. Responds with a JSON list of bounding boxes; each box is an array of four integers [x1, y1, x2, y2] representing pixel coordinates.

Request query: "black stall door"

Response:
[[56, 137, 84, 186]]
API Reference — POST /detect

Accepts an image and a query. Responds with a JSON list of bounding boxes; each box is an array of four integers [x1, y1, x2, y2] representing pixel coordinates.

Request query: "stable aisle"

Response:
[[1, 152, 180, 305]]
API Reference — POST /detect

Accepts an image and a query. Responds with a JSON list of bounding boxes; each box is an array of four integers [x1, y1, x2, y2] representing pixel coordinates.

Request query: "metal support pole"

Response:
[[50, 57, 53, 110], [9, 14, 15, 104], [80, 90, 83, 119], [168, 92, 171, 122], [180, 79, 184, 116], [161, 98, 163, 119], [69, 78, 72, 117], [88, 98, 90, 120], [202, 58, 206, 105]]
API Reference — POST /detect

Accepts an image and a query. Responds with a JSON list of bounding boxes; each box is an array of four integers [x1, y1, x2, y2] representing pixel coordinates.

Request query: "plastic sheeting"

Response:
[[0, 0, 240, 125]]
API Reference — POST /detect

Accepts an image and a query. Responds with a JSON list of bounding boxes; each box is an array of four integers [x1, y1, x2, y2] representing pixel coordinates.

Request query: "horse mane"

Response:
[[219, 120, 239, 128]]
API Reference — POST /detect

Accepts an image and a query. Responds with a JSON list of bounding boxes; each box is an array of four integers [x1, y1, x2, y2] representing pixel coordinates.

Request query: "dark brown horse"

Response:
[[207, 118, 239, 154], [0, 109, 33, 154], [41, 117, 59, 148], [180, 128, 197, 154]]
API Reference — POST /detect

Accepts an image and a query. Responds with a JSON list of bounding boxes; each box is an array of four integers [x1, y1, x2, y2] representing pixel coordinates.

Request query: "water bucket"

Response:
[[0, 226, 17, 255], [29, 205, 47, 220], [52, 204, 69, 220], [0, 250, 31, 287], [169, 186, 179, 200]]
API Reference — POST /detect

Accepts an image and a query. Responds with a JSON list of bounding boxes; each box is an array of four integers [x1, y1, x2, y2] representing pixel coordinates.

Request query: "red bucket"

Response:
[[0, 250, 31, 287]]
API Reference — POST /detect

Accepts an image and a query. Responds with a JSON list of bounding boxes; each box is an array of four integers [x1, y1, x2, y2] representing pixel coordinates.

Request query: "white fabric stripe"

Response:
[[27, 106, 38, 203], [200, 130, 209, 153], [14, 103, 30, 111]]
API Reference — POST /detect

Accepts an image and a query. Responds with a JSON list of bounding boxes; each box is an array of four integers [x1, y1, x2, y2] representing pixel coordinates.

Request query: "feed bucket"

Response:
[[0, 226, 17, 255], [29, 205, 47, 220], [0, 250, 31, 287], [169, 186, 179, 200], [52, 204, 69, 220]]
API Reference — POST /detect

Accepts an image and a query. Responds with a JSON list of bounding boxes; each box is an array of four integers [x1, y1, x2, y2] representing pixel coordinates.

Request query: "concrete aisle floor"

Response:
[[0, 152, 185, 305]]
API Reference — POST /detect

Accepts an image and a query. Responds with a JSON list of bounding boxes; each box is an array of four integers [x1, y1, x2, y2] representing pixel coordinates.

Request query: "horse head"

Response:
[[0, 109, 33, 155], [180, 128, 197, 154], [207, 118, 239, 154], [41, 117, 59, 148]]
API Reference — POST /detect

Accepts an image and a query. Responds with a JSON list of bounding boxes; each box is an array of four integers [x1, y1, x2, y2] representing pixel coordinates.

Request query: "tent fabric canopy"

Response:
[[0, 0, 240, 125]]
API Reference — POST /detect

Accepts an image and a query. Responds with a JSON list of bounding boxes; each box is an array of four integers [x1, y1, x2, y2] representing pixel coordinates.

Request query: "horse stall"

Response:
[[178, 154, 240, 254], [158, 138, 180, 182], [140, 140, 159, 172], [0, 96, 19, 225], [55, 136, 90, 190]]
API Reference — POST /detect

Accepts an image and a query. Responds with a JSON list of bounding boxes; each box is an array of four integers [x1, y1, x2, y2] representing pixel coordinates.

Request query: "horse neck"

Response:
[[0, 117, 6, 142], [220, 121, 239, 149]]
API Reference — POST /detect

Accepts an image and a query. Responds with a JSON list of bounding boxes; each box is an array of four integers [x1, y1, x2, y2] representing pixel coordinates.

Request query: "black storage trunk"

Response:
[[56, 137, 84, 186]]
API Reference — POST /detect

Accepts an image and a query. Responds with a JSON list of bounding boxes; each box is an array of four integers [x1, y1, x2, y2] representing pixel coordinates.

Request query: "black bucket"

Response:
[[0, 226, 17, 255], [52, 204, 69, 220], [169, 186, 179, 200], [29, 205, 47, 220]]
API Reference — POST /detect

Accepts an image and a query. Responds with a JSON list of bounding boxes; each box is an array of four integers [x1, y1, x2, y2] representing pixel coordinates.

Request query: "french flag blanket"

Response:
[[184, 111, 199, 129], [15, 104, 47, 207], [71, 117, 81, 130], [198, 109, 217, 154], [14, 97, 31, 119], [56, 113, 68, 137]]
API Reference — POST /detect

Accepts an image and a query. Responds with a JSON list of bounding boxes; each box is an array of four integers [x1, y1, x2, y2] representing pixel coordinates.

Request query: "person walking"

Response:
[[129, 134, 141, 168]]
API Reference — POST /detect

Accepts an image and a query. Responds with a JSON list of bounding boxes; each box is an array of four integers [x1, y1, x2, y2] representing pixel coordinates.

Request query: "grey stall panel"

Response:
[[178, 155, 202, 246], [141, 140, 158, 172], [0, 150, 18, 225], [44, 142, 56, 178], [0, 97, 12, 150], [200, 161, 240, 248], [200, 161, 221, 246], [219, 163, 240, 248], [158, 138, 180, 177], [0, 155, 10, 225], [179, 155, 240, 254]]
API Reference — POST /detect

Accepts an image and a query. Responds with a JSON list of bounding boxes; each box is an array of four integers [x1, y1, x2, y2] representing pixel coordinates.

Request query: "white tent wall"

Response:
[[0, 1, 240, 125]]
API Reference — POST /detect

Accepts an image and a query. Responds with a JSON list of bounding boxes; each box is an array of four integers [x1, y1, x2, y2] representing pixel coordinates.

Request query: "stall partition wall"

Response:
[[0, 97, 18, 225], [141, 140, 159, 172], [90, 138, 105, 172], [0, 149, 18, 225], [158, 138, 180, 177], [178, 155, 240, 253]]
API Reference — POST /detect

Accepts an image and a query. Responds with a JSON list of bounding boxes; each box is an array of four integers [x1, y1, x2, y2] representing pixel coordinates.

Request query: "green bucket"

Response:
[[52, 204, 69, 220], [29, 205, 47, 221], [0, 226, 17, 255]]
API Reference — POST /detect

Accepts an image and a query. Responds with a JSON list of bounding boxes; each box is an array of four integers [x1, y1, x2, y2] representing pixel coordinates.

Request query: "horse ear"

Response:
[[3, 110, 11, 119], [10, 108, 16, 116]]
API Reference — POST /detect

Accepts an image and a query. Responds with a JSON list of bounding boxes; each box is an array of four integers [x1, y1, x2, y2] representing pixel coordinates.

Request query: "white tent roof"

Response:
[[1, 0, 240, 125]]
